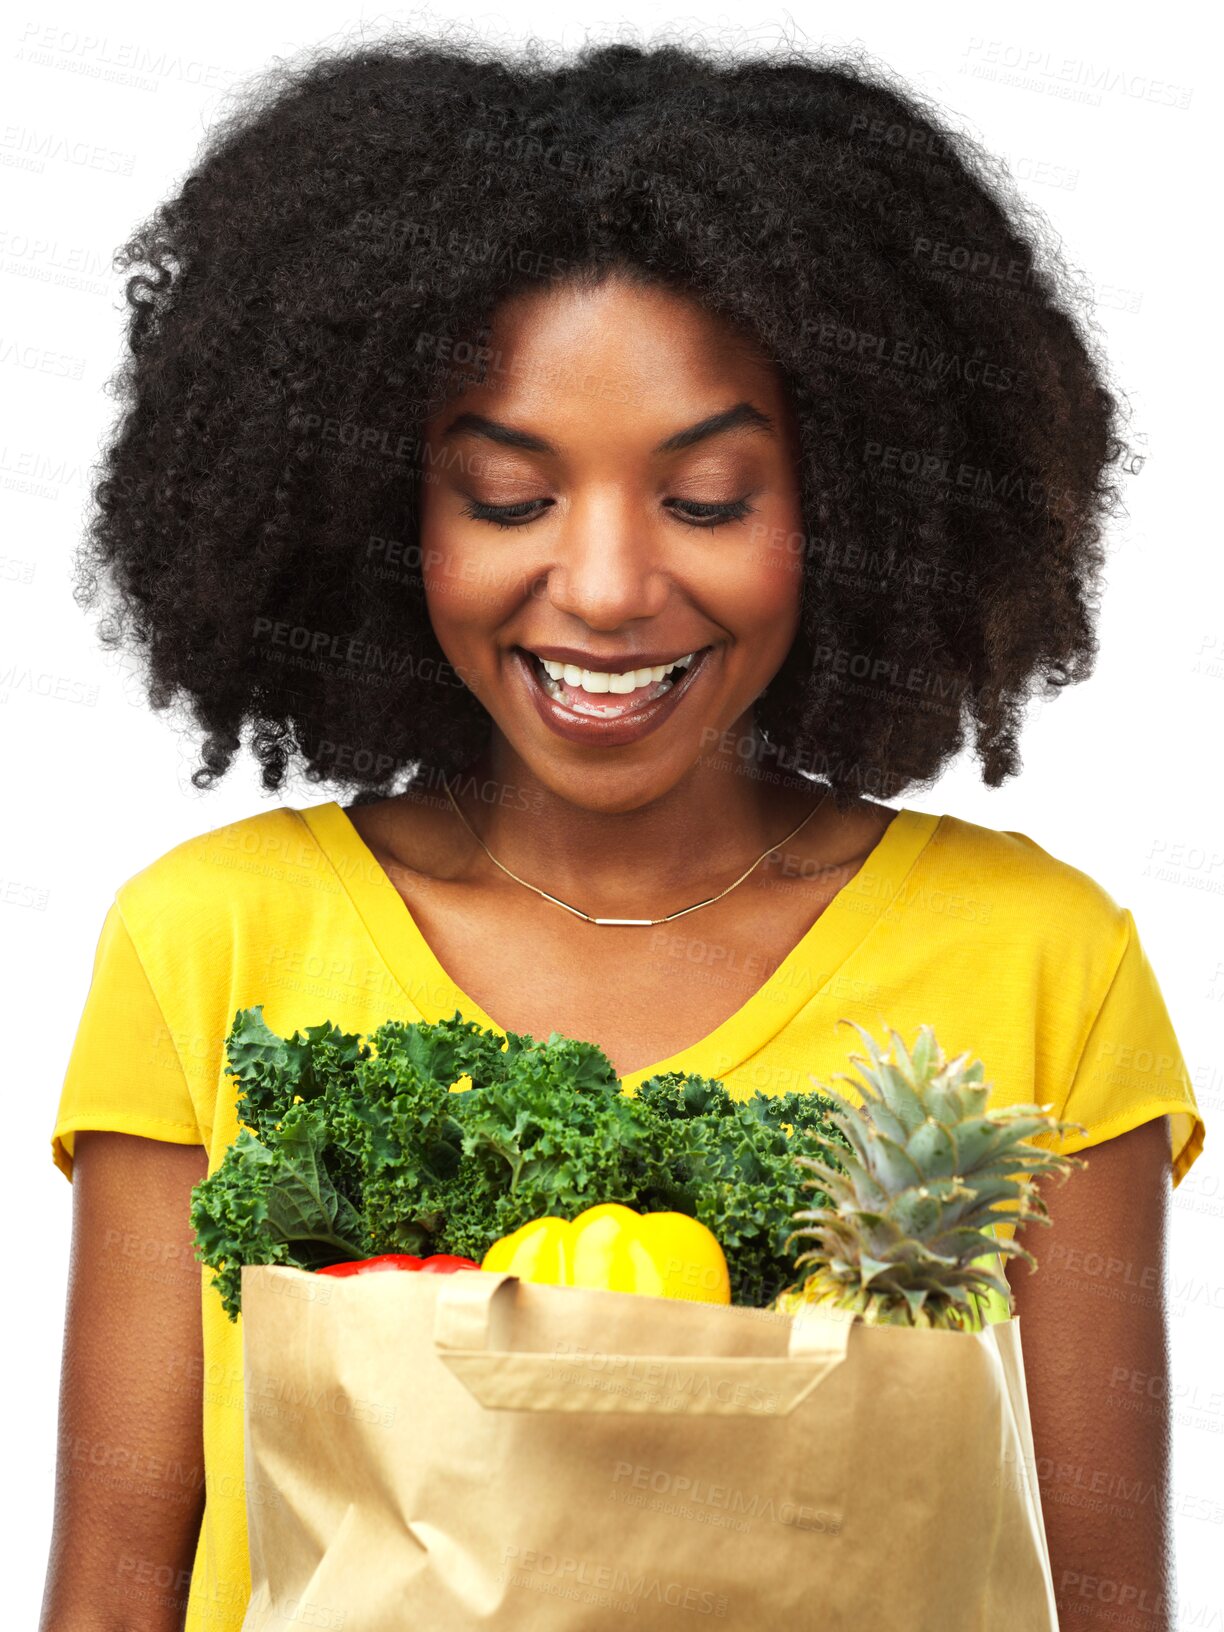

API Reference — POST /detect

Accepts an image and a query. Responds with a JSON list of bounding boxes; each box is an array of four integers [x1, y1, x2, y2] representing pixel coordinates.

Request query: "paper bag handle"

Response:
[[432, 1271, 855, 1416]]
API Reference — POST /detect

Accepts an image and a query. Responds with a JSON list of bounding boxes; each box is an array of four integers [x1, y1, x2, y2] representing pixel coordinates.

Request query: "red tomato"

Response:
[[316, 1254, 423, 1277], [315, 1253, 481, 1278]]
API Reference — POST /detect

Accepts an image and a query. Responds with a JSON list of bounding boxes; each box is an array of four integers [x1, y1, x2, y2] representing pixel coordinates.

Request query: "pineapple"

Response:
[[770, 1022, 1086, 1330]]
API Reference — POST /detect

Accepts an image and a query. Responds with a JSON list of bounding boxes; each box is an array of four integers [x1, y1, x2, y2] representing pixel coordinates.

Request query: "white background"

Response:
[[3, 0, 1219, 1625]]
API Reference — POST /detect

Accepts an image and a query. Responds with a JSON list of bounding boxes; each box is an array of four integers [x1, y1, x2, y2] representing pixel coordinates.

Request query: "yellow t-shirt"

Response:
[[50, 800, 1206, 1632]]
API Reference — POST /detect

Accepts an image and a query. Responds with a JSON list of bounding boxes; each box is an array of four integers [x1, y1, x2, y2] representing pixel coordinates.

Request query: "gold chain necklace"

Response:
[[440, 772, 825, 927]]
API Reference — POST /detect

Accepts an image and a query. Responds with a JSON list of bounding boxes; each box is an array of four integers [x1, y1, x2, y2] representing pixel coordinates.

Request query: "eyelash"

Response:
[[458, 496, 758, 531]]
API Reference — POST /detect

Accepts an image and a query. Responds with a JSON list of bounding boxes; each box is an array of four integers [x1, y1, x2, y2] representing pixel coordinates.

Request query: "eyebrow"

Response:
[[438, 399, 775, 455]]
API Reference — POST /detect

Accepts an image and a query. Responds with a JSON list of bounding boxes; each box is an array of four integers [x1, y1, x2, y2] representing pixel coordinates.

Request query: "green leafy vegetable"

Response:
[[190, 1006, 849, 1318]]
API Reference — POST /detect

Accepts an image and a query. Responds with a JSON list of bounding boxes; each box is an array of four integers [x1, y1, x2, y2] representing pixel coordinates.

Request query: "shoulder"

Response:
[[112, 803, 329, 937], [910, 809, 1131, 956]]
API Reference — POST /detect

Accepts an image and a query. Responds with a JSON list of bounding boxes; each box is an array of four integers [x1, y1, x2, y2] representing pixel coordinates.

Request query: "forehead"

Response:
[[424, 273, 790, 443]]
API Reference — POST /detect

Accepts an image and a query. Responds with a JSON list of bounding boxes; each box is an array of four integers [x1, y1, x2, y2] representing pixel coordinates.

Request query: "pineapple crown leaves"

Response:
[[800, 1017, 1088, 1201], [781, 1021, 1088, 1324]]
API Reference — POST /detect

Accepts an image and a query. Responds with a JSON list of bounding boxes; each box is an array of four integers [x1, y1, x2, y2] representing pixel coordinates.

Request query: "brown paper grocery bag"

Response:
[[238, 1264, 1057, 1632]]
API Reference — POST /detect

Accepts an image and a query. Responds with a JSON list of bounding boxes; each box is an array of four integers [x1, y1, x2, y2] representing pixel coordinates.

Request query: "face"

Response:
[[418, 272, 806, 811]]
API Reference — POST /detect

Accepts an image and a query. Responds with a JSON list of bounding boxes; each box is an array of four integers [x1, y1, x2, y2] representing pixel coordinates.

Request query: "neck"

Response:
[[436, 717, 841, 916]]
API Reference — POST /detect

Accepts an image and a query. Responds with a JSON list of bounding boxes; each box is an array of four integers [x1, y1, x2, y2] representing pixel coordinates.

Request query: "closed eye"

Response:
[[666, 496, 758, 528], [459, 498, 546, 529], [458, 495, 759, 531]]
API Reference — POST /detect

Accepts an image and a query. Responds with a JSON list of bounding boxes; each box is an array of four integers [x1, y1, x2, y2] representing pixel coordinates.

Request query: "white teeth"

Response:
[[538, 651, 697, 695]]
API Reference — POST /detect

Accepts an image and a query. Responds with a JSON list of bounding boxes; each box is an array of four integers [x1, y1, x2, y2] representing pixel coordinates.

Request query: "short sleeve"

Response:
[[1056, 908, 1205, 1188], [51, 897, 203, 1181]]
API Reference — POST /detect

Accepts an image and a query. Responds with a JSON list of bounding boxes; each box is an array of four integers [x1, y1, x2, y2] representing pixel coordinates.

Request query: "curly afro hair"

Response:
[[75, 26, 1140, 803]]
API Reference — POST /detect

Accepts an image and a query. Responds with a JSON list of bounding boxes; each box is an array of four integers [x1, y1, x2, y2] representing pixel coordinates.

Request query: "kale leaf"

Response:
[[190, 1006, 848, 1318]]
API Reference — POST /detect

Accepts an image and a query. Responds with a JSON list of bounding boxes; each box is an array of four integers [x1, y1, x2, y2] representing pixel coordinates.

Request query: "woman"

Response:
[[43, 31, 1203, 1632]]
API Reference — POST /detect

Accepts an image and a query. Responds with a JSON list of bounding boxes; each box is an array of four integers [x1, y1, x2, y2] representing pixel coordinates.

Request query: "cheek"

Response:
[[421, 547, 486, 631], [730, 508, 807, 630], [419, 507, 519, 637]]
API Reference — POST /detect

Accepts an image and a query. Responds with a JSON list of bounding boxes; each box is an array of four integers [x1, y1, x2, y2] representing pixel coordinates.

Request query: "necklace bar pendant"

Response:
[[590, 916, 656, 926]]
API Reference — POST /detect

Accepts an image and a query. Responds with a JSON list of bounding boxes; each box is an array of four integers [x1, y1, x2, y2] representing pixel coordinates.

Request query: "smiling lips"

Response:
[[531, 650, 701, 714], [516, 644, 715, 745]]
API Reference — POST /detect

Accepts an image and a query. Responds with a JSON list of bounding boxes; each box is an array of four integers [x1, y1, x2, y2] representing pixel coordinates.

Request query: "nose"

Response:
[[535, 489, 670, 628]]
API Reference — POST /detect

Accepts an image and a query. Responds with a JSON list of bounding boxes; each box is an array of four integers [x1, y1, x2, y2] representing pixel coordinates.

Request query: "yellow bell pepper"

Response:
[[481, 1202, 731, 1304]]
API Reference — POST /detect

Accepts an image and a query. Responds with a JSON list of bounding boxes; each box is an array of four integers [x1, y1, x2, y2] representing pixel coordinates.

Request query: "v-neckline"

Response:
[[294, 799, 940, 1093]]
